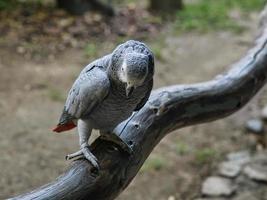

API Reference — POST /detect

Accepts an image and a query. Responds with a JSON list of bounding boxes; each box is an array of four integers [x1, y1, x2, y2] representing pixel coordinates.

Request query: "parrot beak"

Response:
[[126, 84, 134, 98]]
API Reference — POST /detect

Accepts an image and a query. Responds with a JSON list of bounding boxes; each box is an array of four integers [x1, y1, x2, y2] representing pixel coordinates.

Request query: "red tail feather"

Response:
[[53, 121, 76, 133]]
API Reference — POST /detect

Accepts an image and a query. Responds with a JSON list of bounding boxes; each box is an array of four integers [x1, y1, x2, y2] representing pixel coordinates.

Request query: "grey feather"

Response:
[[58, 108, 75, 125], [64, 65, 110, 119]]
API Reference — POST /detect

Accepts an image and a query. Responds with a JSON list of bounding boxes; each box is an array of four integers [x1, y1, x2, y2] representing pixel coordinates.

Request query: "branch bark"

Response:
[[10, 28, 267, 200]]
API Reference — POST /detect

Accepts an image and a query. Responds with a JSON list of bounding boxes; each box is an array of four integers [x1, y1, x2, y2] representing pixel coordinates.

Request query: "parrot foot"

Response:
[[100, 132, 133, 154], [66, 144, 100, 170], [65, 149, 83, 160]]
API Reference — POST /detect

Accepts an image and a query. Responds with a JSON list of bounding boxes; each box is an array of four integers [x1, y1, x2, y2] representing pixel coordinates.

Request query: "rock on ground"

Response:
[[243, 164, 267, 182], [200, 150, 267, 200], [226, 150, 251, 165], [201, 176, 236, 197], [245, 119, 264, 134], [218, 161, 241, 178]]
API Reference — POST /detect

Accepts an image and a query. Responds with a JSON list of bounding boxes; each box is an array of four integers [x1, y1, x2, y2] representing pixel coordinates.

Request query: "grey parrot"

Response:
[[53, 40, 154, 169]]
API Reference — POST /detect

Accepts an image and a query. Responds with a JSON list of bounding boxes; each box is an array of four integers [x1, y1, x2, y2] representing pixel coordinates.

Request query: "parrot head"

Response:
[[119, 52, 150, 97], [110, 40, 154, 97]]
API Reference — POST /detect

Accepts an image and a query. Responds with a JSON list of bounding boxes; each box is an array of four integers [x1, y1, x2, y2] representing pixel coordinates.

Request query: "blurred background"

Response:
[[1, 0, 267, 199]]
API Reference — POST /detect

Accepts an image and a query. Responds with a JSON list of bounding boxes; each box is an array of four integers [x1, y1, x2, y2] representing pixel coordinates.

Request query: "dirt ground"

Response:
[[0, 13, 266, 200]]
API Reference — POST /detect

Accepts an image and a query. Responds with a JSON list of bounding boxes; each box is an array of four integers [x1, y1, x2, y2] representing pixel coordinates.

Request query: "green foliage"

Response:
[[0, 0, 48, 10], [194, 147, 217, 164], [152, 45, 164, 61], [175, 141, 190, 155], [150, 39, 166, 61], [176, 0, 266, 32], [151, 45, 164, 61], [84, 43, 98, 58], [0, 0, 17, 10], [140, 155, 167, 172], [226, 0, 266, 11]]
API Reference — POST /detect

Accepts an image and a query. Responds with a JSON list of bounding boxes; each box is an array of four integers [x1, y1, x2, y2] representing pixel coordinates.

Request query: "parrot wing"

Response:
[[53, 65, 110, 132]]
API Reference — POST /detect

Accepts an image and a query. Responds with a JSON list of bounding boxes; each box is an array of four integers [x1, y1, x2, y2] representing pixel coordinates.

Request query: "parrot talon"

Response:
[[81, 146, 100, 170], [66, 146, 99, 170], [65, 149, 83, 160]]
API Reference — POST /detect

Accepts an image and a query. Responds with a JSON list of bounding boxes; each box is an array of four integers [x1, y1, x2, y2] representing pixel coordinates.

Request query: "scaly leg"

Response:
[[66, 119, 99, 169], [100, 131, 133, 154]]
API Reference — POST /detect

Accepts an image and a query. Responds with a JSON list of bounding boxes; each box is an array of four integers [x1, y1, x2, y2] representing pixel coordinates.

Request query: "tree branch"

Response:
[[10, 28, 267, 200]]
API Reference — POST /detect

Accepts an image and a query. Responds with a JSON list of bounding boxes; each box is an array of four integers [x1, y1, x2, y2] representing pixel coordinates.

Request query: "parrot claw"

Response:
[[65, 145, 100, 170], [81, 145, 100, 170], [65, 149, 83, 160]]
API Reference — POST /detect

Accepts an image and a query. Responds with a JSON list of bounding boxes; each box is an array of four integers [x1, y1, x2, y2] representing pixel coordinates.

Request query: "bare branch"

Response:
[[10, 28, 267, 200]]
